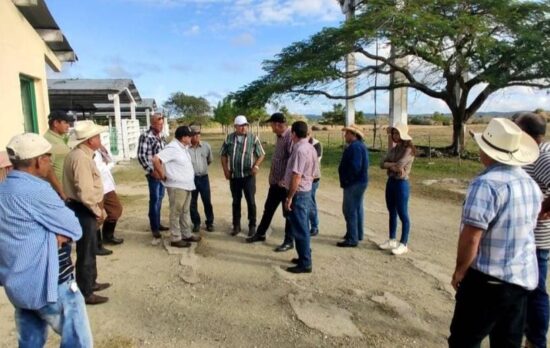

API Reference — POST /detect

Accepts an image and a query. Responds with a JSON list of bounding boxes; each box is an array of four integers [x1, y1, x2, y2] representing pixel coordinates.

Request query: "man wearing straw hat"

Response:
[[63, 121, 111, 305], [338, 124, 369, 248], [448, 118, 542, 347], [0, 133, 92, 346]]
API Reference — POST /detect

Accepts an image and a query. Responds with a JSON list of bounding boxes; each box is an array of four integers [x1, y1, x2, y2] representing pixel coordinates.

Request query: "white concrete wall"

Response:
[[0, 0, 62, 148]]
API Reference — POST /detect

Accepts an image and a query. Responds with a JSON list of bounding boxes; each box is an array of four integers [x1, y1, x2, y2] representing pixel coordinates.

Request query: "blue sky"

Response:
[[46, 0, 549, 116]]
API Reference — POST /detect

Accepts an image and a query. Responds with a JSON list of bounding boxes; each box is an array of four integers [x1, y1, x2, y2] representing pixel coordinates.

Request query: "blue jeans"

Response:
[[15, 280, 92, 348], [287, 192, 312, 268], [190, 175, 214, 227], [526, 248, 550, 348], [342, 182, 367, 245], [385, 177, 410, 245], [147, 174, 165, 233], [309, 180, 320, 233]]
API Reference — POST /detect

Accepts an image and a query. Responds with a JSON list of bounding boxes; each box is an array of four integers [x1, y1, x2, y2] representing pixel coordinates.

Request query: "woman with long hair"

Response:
[[379, 123, 415, 255]]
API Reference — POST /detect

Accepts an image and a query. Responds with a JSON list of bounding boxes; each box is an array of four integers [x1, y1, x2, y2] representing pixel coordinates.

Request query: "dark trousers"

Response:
[[147, 174, 165, 233], [257, 184, 292, 244], [67, 201, 98, 298], [190, 175, 214, 227], [526, 248, 550, 348], [286, 191, 312, 268], [448, 268, 529, 348], [229, 176, 256, 228]]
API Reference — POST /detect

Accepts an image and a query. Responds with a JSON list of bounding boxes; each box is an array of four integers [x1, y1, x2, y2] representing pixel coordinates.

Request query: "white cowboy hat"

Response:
[[471, 118, 539, 166], [342, 124, 364, 139], [390, 123, 412, 141], [68, 121, 108, 148]]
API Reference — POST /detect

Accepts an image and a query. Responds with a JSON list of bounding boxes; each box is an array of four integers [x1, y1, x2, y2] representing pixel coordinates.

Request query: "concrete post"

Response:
[[145, 108, 151, 128], [111, 93, 124, 159]]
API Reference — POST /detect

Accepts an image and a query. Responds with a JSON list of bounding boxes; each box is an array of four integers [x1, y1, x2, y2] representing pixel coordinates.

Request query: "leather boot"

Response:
[[102, 221, 124, 245]]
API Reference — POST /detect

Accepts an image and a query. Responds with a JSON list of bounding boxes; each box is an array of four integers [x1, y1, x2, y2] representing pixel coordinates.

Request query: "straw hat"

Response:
[[390, 123, 412, 141], [68, 121, 108, 148], [471, 118, 539, 166], [342, 124, 364, 139]]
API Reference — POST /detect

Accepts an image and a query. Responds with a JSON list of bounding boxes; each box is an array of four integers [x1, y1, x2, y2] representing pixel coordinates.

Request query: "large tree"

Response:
[[234, 0, 550, 154], [163, 92, 211, 119]]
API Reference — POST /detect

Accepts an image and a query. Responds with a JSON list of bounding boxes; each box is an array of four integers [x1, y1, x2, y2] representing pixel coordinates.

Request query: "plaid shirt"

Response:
[[220, 132, 265, 178], [137, 128, 166, 174], [462, 163, 542, 290], [269, 127, 293, 185]]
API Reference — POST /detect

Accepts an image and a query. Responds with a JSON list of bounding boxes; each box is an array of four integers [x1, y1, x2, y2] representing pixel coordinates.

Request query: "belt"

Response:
[[313, 178, 320, 183], [195, 174, 208, 178]]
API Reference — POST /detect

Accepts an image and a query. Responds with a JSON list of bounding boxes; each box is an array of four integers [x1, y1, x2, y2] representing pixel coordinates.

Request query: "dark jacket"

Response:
[[338, 140, 369, 188]]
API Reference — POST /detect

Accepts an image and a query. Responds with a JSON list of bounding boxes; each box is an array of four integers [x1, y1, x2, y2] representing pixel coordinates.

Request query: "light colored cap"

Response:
[[190, 125, 201, 134], [6, 133, 52, 160], [234, 115, 249, 126], [471, 118, 539, 166], [390, 123, 412, 141], [342, 124, 364, 139], [0, 151, 12, 168], [68, 121, 108, 148]]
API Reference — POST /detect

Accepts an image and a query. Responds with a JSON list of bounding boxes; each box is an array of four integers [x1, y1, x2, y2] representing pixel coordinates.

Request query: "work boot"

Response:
[[248, 225, 256, 237]]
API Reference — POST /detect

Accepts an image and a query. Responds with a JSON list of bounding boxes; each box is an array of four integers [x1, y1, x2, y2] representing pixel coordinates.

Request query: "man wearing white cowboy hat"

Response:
[[63, 120, 111, 305], [449, 118, 542, 347]]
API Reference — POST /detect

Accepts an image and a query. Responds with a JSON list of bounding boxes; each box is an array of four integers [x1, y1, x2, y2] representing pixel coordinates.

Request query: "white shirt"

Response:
[[157, 140, 195, 190], [94, 151, 116, 194]]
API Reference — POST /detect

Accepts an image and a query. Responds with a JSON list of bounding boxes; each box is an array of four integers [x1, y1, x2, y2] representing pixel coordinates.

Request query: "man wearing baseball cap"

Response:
[[220, 115, 265, 236], [0, 133, 92, 346], [64, 121, 111, 305], [43, 110, 75, 200], [449, 118, 542, 347]]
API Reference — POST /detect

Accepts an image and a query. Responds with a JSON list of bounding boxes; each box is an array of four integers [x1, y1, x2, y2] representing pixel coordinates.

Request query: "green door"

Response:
[[20, 76, 38, 133]]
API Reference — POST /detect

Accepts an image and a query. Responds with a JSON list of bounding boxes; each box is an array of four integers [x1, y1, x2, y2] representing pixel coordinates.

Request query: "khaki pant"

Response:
[[167, 187, 193, 241]]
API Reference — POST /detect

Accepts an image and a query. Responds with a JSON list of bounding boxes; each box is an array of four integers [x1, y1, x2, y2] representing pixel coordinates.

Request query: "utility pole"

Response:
[[339, 0, 355, 126]]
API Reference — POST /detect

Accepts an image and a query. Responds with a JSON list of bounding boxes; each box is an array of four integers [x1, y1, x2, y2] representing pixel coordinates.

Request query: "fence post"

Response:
[[428, 134, 432, 161]]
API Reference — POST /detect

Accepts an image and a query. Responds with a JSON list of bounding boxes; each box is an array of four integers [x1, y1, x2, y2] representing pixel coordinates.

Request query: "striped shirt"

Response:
[[462, 164, 542, 290], [523, 142, 550, 249], [58, 243, 74, 284], [189, 141, 213, 176], [138, 127, 166, 174], [0, 171, 82, 309], [269, 127, 293, 185], [220, 132, 265, 178]]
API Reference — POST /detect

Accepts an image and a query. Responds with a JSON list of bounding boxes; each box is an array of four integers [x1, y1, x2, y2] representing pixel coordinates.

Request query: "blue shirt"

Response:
[[0, 171, 82, 309], [338, 140, 369, 188], [462, 164, 542, 290]]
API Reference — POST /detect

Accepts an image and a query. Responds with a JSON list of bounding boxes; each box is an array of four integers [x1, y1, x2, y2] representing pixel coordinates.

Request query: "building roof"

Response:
[[48, 79, 142, 112], [14, 0, 77, 62]]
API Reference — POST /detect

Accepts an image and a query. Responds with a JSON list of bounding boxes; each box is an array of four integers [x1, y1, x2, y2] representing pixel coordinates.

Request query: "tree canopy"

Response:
[[233, 0, 550, 153], [163, 92, 211, 119]]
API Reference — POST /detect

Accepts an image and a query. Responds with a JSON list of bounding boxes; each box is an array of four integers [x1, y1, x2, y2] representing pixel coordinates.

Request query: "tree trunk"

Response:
[[450, 110, 466, 155]]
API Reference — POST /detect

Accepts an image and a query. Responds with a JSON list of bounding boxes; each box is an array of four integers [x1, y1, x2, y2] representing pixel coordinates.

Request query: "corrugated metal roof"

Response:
[[48, 78, 142, 112], [14, 0, 77, 62]]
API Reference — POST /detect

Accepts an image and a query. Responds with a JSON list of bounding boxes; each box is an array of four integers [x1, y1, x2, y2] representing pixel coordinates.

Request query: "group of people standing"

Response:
[[1, 108, 549, 347]]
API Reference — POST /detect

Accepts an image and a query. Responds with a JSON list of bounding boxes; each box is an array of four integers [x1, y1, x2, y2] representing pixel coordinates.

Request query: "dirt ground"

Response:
[[0, 164, 470, 347]]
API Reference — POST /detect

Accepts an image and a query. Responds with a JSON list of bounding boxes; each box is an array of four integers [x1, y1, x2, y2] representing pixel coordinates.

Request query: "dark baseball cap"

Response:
[[48, 110, 74, 122], [264, 112, 286, 123]]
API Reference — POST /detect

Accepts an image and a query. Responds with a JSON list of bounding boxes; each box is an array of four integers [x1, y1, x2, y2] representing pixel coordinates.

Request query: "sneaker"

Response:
[[192, 224, 200, 233], [151, 237, 162, 246], [391, 243, 408, 255], [206, 224, 215, 232], [378, 239, 398, 250]]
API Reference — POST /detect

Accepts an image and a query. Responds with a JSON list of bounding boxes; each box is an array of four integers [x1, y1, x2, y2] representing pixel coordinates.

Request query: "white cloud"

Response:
[[231, 32, 255, 46], [172, 23, 201, 36]]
